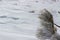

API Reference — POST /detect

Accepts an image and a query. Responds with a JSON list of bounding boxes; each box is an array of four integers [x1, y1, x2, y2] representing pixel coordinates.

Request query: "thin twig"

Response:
[[54, 23, 60, 27]]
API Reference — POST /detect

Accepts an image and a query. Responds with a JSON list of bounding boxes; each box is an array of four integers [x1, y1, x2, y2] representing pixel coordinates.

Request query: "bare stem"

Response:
[[54, 23, 60, 27]]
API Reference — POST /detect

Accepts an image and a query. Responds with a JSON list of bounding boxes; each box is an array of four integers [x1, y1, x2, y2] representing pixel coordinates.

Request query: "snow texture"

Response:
[[0, 0, 60, 40]]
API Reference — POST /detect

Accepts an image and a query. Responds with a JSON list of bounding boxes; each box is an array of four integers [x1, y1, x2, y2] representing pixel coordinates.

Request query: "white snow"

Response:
[[0, 0, 60, 40]]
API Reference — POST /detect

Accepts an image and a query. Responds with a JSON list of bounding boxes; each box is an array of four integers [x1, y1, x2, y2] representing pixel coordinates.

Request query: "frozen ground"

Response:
[[0, 0, 60, 40]]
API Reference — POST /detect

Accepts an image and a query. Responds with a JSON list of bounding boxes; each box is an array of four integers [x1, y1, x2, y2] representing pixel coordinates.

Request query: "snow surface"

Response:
[[0, 0, 60, 40]]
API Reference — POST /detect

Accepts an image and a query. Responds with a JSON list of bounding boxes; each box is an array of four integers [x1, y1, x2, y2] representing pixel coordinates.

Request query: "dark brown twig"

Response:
[[54, 23, 60, 27]]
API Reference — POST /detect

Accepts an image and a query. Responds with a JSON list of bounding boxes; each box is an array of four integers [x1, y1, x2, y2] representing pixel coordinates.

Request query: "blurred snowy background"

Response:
[[0, 0, 60, 40]]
